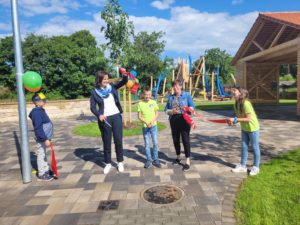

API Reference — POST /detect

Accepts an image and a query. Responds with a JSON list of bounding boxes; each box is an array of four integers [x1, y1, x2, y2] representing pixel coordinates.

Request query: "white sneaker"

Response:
[[103, 164, 112, 174], [231, 164, 247, 173], [117, 162, 124, 172], [249, 166, 260, 176]]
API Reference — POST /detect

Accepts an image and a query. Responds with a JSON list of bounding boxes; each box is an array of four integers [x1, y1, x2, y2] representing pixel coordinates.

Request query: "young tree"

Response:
[[100, 0, 134, 71], [121, 31, 166, 89], [204, 48, 235, 84]]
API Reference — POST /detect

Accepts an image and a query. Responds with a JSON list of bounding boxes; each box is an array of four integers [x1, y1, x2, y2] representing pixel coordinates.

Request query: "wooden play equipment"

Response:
[[176, 56, 208, 100], [231, 12, 300, 115], [150, 69, 174, 103]]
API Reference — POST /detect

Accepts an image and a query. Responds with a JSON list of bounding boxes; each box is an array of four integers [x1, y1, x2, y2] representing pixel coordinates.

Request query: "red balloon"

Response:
[[119, 68, 126, 74]]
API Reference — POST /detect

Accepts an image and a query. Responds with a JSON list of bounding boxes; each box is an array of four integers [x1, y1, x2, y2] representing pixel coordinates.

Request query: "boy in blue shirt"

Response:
[[29, 92, 54, 181]]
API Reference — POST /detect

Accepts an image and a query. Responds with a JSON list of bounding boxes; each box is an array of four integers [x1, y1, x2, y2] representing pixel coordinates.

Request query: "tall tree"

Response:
[[121, 31, 166, 89], [100, 0, 134, 71], [23, 31, 107, 99], [204, 48, 235, 84]]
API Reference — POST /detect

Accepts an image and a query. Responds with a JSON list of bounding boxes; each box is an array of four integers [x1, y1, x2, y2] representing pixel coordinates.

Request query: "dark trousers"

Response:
[[98, 113, 123, 164], [170, 114, 191, 158]]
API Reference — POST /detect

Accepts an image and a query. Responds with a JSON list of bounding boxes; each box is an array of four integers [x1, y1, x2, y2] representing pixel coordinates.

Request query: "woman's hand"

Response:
[[99, 115, 107, 122], [172, 108, 180, 115]]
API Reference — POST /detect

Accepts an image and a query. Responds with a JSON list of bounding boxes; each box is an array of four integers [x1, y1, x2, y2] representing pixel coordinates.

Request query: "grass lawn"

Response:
[[72, 120, 166, 137], [235, 148, 300, 225]]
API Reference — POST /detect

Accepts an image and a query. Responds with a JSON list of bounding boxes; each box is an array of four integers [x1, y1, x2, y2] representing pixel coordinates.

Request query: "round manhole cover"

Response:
[[142, 185, 184, 205]]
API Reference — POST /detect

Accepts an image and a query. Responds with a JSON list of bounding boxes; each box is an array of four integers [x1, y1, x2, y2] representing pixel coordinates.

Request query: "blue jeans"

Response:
[[142, 125, 159, 161], [241, 130, 260, 167]]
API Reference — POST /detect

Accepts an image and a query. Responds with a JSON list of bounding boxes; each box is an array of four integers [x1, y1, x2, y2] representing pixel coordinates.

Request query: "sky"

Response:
[[0, 0, 300, 60]]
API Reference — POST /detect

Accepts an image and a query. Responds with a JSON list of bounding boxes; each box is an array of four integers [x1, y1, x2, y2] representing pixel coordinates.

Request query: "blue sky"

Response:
[[0, 0, 300, 59]]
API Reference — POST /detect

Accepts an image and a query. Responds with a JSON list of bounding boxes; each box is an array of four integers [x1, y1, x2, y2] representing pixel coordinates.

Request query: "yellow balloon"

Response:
[[126, 80, 134, 89]]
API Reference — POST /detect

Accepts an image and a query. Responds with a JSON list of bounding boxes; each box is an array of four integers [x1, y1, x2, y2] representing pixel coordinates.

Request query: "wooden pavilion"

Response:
[[231, 12, 300, 115]]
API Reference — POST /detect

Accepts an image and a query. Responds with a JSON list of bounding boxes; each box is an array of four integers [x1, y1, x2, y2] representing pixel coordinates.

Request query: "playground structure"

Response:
[[176, 56, 232, 101], [151, 69, 170, 103]]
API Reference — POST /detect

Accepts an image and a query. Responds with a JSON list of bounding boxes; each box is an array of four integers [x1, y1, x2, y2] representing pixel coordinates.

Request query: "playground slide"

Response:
[[153, 69, 169, 100], [215, 67, 231, 98]]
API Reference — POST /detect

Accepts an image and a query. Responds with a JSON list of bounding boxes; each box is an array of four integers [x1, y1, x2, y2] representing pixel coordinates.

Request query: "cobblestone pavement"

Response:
[[0, 106, 299, 225]]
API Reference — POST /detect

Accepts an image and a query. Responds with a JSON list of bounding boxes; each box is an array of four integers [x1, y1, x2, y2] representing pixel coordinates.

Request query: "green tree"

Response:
[[204, 48, 235, 84], [100, 0, 134, 70], [121, 31, 166, 89], [0, 36, 16, 90], [23, 31, 108, 99]]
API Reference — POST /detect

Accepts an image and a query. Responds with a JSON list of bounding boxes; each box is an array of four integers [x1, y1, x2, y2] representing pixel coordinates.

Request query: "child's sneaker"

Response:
[[37, 172, 54, 182], [152, 159, 161, 168], [103, 164, 112, 174], [231, 164, 247, 173], [117, 162, 124, 172], [144, 160, 152, 169], [249, 166, 260, 176]]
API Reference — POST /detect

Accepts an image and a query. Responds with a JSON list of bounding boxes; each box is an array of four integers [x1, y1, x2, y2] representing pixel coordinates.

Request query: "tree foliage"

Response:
[[0, 36, 16, 90], [121, 31, 166, 89], [100, 0, 134, 65], [204, 48, 235, 84], [0, 30, 108, 99]]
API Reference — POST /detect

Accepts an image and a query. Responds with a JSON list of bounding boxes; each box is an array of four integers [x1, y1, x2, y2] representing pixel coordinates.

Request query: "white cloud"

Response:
[[130, 6, 258, 57], [151, 0, 174, 10], [232, 0, 243, 5], [0, 0, 81, 17], [34, 14, 107, 45], [1, 5, 258, 59], [86, 0, 107, 6]]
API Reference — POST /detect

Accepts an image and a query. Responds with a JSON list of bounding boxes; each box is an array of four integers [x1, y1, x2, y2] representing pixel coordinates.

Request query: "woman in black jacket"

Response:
[[90, 70, 128, 174]]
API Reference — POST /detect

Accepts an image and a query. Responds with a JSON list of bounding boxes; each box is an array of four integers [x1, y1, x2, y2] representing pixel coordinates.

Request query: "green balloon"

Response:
[[23, 71, 42, 89], [135, 78, 139, 84]]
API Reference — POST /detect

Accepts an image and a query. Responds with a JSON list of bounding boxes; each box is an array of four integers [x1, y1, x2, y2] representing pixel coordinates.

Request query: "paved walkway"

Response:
[[0, 106, 299, 225]]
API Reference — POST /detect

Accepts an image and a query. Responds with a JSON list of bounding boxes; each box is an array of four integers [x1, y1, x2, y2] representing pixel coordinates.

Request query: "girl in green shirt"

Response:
[[228, 87, 261, 176]]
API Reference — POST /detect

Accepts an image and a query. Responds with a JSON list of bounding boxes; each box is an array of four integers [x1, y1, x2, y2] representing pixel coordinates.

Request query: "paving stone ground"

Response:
[[0, 105, 299, 225]]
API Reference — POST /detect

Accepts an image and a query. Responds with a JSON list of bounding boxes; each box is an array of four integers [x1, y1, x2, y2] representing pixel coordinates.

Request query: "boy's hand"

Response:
[[45, 140, 51, 146]]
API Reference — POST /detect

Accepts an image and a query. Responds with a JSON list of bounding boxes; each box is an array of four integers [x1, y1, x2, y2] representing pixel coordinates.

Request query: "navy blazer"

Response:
[[90, 75, 128, 119]]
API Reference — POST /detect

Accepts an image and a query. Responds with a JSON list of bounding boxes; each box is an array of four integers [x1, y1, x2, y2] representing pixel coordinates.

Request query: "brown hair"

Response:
[[95, 71, 109, 88], [234, 87, 249, 115], [143, 86, 151, 92], [172, 79, 182, 87]]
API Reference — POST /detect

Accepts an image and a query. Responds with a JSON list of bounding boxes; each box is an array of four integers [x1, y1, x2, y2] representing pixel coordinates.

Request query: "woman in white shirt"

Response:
[[90, 71, 128, 174]]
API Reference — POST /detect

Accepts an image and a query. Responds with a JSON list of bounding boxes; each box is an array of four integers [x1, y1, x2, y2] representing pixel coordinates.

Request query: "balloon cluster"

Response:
[[22, 71, 42, 92]]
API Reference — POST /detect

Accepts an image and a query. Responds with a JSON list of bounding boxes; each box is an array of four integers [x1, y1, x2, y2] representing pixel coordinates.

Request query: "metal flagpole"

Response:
[[11, 0, 32, 183]]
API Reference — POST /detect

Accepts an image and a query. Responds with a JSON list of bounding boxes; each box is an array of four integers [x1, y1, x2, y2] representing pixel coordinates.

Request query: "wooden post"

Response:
[[150, 76, 153, 91], [202, 57, 206, 100], [297, 42, 300, 115], [129, 91, 132, 124], [123, 88, 127, 126], [189, 76, 192, 94]]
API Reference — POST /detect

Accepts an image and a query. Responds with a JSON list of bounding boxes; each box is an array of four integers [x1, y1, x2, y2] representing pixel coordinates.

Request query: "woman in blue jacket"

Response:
[[165, 79, 195, 171], [90, 70, 128, 174]]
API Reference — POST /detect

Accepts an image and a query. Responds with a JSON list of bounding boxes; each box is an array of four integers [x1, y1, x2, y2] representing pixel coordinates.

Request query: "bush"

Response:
[[279, 74, 295, 81]]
